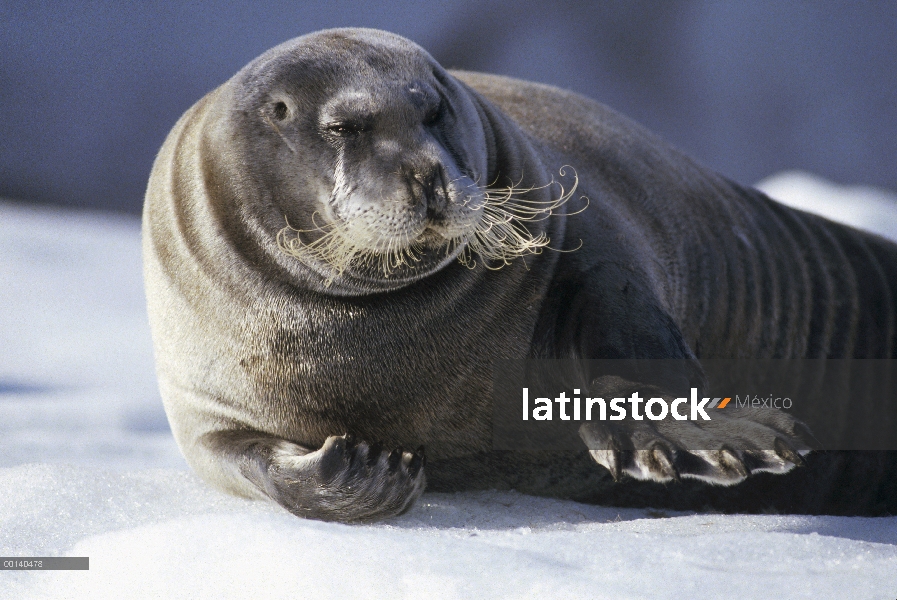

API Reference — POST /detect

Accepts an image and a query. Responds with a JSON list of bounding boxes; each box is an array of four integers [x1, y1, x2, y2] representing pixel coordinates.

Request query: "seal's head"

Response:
[[210, 28, 568, 295]]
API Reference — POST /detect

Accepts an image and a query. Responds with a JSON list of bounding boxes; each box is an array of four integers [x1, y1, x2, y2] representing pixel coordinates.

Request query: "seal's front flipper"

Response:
[[579, 407, 813, 485], [205, 431, 426, 521]]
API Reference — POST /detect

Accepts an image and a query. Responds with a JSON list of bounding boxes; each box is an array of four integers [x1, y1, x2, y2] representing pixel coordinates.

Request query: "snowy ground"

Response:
[[2, 174, 897, 599]]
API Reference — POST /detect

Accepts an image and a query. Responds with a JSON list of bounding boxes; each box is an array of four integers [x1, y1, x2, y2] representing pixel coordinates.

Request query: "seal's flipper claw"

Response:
[[586, 449, 621, 481], [719, 446, 750, 479], [580, 422, 641, 481], [649, 443, 680, 481], [774, 437, 807, 468], [388, 447, 403, 472], [367, 442, 384, 467], [408, 451, 423, 477]]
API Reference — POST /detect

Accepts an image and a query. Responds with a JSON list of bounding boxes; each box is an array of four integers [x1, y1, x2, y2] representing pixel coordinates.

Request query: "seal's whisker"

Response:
[[277, 167, 585, 279]]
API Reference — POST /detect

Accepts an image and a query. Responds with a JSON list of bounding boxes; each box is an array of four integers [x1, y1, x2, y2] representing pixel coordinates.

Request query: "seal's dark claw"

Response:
[[603, 448, 622, 481], [650, 443, 680, 481], [719, 446, 750, 479], [774, 437, 806, 467], [344, 433, 356, 448], [367, 442, 383, 467], [388, 447, 403, 471], [580, 423, 636, 481], [408, 452, 423, 477]]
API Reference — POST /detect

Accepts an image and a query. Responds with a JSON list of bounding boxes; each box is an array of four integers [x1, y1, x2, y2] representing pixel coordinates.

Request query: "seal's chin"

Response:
[[276, 212, 476, 291], [349, 229, 467, 285], [416, 226, 451, 248]]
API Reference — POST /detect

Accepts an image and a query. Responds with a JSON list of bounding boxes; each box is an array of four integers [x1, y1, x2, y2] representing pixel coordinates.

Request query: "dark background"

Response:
[[2, 1, 895, 214]]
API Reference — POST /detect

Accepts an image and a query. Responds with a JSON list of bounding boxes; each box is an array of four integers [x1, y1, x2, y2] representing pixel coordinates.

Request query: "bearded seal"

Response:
[[143, 28, 897, 521]]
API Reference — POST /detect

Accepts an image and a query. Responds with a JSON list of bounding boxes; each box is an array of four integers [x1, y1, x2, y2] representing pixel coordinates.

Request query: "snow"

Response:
[[756, 170, 897, 242], [2, 175, 897, 598]]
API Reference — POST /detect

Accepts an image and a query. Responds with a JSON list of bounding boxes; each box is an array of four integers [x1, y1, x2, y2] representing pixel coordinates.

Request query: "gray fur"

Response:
[[143, 28, 897, 521]]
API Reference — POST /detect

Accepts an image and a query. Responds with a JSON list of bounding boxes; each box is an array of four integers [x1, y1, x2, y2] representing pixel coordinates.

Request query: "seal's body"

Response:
[[144, 29, 897, 521]]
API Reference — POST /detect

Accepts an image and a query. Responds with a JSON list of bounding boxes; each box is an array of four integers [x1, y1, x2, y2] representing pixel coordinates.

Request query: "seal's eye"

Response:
[[272, 102, 289, 121], [325, 122, 367, 136], [423, 103, 442, 126]]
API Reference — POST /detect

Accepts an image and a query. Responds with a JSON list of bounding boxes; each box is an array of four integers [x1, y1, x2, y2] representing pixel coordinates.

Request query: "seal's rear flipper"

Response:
[[204, 431, 426, 521]]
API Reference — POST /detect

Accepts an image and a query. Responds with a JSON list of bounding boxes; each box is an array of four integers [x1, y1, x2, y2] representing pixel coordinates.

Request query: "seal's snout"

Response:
[[405, 163, 449, 217]]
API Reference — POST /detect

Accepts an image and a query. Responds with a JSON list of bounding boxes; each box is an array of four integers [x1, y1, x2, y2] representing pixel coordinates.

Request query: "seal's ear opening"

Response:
[[273, 101, 289, 121], [267, 94, 296, 123], [261, 95, 300, 154]]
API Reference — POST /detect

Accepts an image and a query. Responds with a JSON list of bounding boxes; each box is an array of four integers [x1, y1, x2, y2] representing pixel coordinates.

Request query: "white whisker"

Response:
[[276, 167, 586, 284]]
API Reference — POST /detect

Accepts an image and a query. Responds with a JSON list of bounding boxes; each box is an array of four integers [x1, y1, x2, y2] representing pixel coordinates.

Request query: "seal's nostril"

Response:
[[419, 169, 448, 216]]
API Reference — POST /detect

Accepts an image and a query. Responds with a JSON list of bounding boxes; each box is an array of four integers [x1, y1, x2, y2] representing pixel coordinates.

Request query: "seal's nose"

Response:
[[411, 164, 448, 217]]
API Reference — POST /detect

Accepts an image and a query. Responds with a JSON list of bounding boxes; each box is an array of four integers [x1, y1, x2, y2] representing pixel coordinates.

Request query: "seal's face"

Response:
[[227, 29, 491, 292]]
